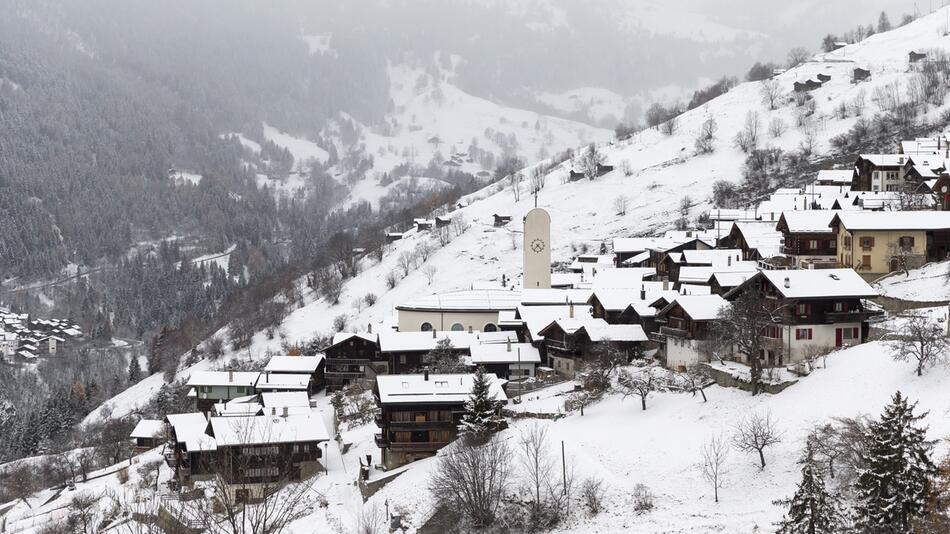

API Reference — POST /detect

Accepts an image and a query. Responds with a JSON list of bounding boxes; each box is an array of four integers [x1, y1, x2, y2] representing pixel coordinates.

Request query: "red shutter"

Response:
[[853, 327, 860, 340], [835, 328, 842, 347], [808, 329, 813, 340]]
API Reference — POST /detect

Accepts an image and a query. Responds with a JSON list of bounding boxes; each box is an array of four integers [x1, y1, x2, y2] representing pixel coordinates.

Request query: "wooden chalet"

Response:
[[723, 269, 880, 365], [536, 318, 646, 378], [776, 211, 838, 268], [493, 214, 512, 227], [909, 51, 927, 63], [324, 333, 382, 391], [652, 295, 727, 370], [374, 371, 507, 468], [816, 73, 832, 82], [130, 419, 166, 455], [852, 67, 871, 83]]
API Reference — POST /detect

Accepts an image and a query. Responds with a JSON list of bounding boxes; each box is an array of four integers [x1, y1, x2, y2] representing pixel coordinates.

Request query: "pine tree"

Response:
[[458, 366, 501, 444], [774, 442, 847, 533], [128, 354, 142, 383], [427, 337, 464, 373], [853, 391, 936, 532]]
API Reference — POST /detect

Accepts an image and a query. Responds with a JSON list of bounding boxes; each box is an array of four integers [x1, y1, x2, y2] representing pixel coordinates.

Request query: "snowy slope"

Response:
[[875, 260, 950, 302], [82, 7, 950, 424]]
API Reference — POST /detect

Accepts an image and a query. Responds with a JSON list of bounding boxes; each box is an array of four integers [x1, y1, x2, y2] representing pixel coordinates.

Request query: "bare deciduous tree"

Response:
[[618, 364, 668, 411], [787, 47, 811, 68], [694, 116, 718, 154], [733, 111, 761, 153], [761, 78, 783, 110], [580, 477, 606, 515], [890, 313, 949, 376], [511, 172, 523, 201], [613, 194, 629, 216], [397, 250, 417, 277], [385, 270, 400, 289], [711, 288, 783, 395], [422, 264, 438, 285], [429, 435, 511, 528], [684, 364, 712, 402], [732, 411, 783, 469], [768, 117, 787, 138], [415, 241, 433, 262], [579, 143, 604, 181], [701, 435, 730, 503], [451, 215, 471, 237]]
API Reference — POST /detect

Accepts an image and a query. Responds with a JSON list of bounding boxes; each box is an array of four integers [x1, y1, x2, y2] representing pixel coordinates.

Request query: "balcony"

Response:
[[781, 246, 837, 257], [387, 419, 456, 430], [824, 310, 881, 323], [374, 433, 389, 447], [326, 357, 372, 366], [325, 370, 366, 379], [659, 326, 688, 339]]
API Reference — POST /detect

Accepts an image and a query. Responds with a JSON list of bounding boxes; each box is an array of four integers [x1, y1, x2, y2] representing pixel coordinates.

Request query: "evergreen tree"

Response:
[[458, 366, 502, 444], [427, 337, 464, 373], [128, 354, 142, 383], [774, 442, 847, 533], [853, 391, 936, 532]]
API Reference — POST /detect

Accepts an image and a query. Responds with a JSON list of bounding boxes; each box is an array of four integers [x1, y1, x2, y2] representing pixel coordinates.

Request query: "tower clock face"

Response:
[[530, 238, 546, 253]]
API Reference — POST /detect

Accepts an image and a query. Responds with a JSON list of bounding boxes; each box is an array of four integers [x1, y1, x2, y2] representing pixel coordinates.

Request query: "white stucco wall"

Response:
[[396, 309, 501, 332]]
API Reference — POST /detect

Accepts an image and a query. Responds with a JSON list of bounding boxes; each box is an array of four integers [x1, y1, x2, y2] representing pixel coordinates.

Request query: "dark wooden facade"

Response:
[[374, 397, 465, 468], [325, 336, 383, 391]]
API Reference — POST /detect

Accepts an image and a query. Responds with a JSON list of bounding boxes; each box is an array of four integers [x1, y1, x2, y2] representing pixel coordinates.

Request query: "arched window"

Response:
[[483, 323, 498, 332], [450, 323, 464, 331], [420, 322, 433, 332]]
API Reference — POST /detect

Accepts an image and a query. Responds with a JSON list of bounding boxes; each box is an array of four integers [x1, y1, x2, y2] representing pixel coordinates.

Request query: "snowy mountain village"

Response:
[[10, 7, 950, 534]]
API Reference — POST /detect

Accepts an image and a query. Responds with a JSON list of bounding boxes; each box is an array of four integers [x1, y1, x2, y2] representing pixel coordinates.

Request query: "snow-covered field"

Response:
[[876, 261, 950, 302]]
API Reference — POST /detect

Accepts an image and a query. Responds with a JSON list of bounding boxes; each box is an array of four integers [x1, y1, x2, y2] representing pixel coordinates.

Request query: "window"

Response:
[[833, 302, 845, 312], [795, 328, 813, 340], [844, 236, 852, 248], [796, 303, 812, 315], [483, 323, 498, 332], [843, 327, 858, 340], [862, 255, 871, 269], [450, 323, 464, 331], [399, 354, 406, 364], [899, 236, 915, 249], [859, 236, 875, 249], [829, 239, 836, 250], [806, 239, 820, 250], [420, 322, 433, 332], [762, 326, 782, 338]]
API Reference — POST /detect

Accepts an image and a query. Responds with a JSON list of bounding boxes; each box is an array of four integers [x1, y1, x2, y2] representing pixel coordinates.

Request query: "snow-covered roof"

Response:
[[213, 399, 264, 417], [130, 419, 166, 440], [331, 332, 378, 346], [677, 264, 757, 284], [377, 331, 478, 353], [858, 154, 909, 167], [778, 211, 836, 234], [612, 237, 677, 254], [831, 211, 950, 231], [551, 272, 584, 288], [517, 304, 593, 341], [901, 139, 945, 155], [520, 288, 593, 306], [376, 372, 507, 405], [255, 372, 312, 390], [710, 271, 755, 288], [186, 370, 258, 388], [210, 412, 330, 446], [582, 321, 647, 342], [589, 288, 643, 311], [755, 269, 878, 299], [396, 289, 522, 311], [474, 331, 519, 344], [263, 355, 324, 374], [662, 295, 728, 321], [591, 268, 656, 289], [469, 342, 541, 364], [815, 169, 855, 184], [261, 391, 312, 409], [680, 249, 743, 266], [622, 251, 651, 265], [679, 284, 713, 296], [166, 413, 216, 451]]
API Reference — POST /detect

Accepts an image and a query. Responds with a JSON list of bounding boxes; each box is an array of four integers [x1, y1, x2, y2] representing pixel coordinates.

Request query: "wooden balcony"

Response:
[[388, 441, 452, 452], [659, 326, 688, 339]]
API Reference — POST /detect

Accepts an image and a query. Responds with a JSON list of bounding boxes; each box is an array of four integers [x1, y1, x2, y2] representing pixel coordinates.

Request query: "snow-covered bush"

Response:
[[632, 483, 654, 513]]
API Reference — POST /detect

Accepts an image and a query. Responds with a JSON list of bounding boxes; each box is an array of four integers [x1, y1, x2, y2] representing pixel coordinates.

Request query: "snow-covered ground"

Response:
[[875, 261, 950, 302]]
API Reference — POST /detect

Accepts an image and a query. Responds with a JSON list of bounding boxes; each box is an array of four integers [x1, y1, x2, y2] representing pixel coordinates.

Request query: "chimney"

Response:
[[569, 301, 574, 318], [282, 406, 288, 418], [423, 367, 430, 381], [228, 368, 234, 383], [265, 371, 270, 382], [368, 323, 372, 334], [640, 284, 646, 300], [271, 407, 276, 416], [432, 328, 437, 339], [507, 338, 512, 352], [468, 326, 473, 333], [727, 256, 732, 266], [662, 280, 669, 291], [784, 277, 791, 288]]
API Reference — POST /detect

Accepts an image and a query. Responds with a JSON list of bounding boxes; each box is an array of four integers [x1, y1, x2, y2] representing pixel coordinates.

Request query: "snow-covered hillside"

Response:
[[83, 6, 950, 425]]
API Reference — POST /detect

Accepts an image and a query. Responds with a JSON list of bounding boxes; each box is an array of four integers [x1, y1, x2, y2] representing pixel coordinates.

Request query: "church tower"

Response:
[[523, 208, 551, 289]]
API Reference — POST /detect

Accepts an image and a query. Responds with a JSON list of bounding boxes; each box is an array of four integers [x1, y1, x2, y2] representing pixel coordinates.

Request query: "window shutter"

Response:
[[853, 327, 859, 339]]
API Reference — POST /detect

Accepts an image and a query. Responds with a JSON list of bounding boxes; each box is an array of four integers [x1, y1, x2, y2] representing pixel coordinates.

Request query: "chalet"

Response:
[[468, 340, 540, 379], [568, 254, 614, 274], [395, 288, 521, 332], [385, 232, 404, 243], [921, 174, 950, 210], [833, 42, 848, 50], [324, 332, 381, 391], [815, 169, 856, 186], [434, 216, 452, 228], [568, 163, 614, 181], [537, 318, 647, 378], [377, 330, 480, 374], [130, 419, 166, 455], [166, 411, 330, 502], [254, 372, 312, 394], [909, 51, 927, 63], [816, 73, 832, 82], [186, 370, 259, 413], [776, 211, 838, 268], [521, 288, 594, 307], [852, 67, 871, 83], [516, 303, 594, 344], [613, 237, 662, 266], [414, 218, 433, 231], [648, 237, 714, 278], [793, 79, 823, 92], [652, 295, 728, 370], [263, 355, 325, 391], [852, 154, 908, 191], [709, 271, 755, 295], [720, 221, 784, 261], [830, 211, 950, 274], [900, 137, 948, 157], [374, 371, 507, 468], [493, 214, 512, 227], [723, 269, 880, 365]]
